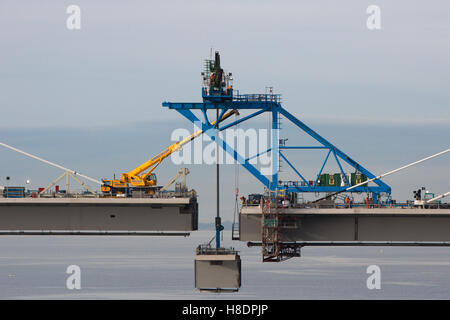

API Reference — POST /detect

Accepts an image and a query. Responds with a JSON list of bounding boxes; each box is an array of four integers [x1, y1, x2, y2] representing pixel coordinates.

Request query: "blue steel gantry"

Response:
[[162, 55, 391, 203]]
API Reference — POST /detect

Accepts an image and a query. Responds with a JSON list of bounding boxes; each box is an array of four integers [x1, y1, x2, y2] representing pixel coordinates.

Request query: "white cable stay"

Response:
[[427, 191, 450, 204], [346, 148, 450, 192], [0, 141, 102, 185]]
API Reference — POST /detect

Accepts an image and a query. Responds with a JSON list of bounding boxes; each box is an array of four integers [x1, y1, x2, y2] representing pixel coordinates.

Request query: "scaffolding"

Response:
[[261, 192, 301, 262], [261, 193, 280, 262]]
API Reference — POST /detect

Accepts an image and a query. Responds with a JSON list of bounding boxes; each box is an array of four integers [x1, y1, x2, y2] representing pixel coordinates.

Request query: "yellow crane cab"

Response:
[[101, 173, 158, 196]]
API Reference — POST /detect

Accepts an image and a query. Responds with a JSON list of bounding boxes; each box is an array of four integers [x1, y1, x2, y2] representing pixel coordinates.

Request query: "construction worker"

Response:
[[282, 195, 290, 208], [263, 198, 270, 210], [345, 196, 350, 208], [365, 194, 370, 208]]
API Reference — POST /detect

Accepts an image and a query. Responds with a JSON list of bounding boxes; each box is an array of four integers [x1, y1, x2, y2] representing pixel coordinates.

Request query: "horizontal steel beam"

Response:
[[0, 231, 190, 236], [247, 241, 450, 247], [279, 146, 328, 149], [280, 186, 384, 193], [162, 101, 279, 110]]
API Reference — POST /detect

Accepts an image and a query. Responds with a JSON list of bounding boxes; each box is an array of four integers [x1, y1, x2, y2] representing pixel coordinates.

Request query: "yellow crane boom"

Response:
[[101, 109, 239, 194]]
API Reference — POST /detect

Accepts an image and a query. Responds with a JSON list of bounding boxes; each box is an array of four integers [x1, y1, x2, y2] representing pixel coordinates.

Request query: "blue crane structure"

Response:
[[162, 51, 391, 252], [163, 52, 392, 253], [162, 52, 391, 203]]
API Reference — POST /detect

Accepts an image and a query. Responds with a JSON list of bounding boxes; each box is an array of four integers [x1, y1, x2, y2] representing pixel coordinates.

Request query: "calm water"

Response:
[[0, 230, 449, 299]]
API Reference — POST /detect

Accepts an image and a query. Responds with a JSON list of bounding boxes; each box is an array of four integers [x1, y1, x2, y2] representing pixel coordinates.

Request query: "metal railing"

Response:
[[196, 244, 239, 255], [233, 93, 281, 103], [239, 200, 449, 209]]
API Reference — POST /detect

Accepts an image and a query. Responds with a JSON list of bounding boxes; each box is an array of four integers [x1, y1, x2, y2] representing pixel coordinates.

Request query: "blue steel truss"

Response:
[[162, 92, 391, 200]]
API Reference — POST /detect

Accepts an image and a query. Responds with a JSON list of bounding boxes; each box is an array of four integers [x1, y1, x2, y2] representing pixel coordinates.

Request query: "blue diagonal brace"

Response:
[[219, 109, 268, 131], [314, 149, 331, 187], [278, 106, 391, 193], [332, 149, 350, 186], [175, 109, 271, 189], [246, 148, 272, 162], [279, 151, 311, 188]]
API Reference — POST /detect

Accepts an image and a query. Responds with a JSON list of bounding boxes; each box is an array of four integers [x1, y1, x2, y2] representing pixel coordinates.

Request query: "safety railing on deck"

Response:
[[196, 244, 239, 255], [233, 93, 282, 103]]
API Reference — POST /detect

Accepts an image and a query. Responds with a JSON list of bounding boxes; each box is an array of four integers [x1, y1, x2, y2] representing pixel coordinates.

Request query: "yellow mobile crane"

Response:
[[101, 109, 239, 196]]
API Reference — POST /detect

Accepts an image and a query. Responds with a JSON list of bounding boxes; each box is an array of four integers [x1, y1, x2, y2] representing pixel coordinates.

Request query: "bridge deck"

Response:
[[239, 206, 450, 242], [0, 197, 198, 232]]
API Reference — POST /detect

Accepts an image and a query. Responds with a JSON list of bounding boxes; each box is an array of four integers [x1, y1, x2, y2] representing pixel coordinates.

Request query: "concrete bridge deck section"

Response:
[[0, 197, 198, 232], [239, 206, 450, 242]]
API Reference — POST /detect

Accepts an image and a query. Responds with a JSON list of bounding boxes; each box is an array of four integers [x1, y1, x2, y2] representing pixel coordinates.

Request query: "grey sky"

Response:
[[0, 1, 449, 221], [1, 1, 450, 127]]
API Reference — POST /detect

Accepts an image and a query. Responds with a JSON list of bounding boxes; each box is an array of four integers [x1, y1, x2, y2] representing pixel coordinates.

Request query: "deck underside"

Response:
[[0, 197, 198, 231], [239, 207, 450, 242]]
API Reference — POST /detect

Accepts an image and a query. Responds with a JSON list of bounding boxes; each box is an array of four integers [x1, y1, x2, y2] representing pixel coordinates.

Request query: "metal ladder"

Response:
[[261, 192, 301, 262], [261, 193, 281, 262]]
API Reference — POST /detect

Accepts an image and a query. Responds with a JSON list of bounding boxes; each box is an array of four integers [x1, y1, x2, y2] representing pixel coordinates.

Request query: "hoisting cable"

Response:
[[232, 111, 240, 239]]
